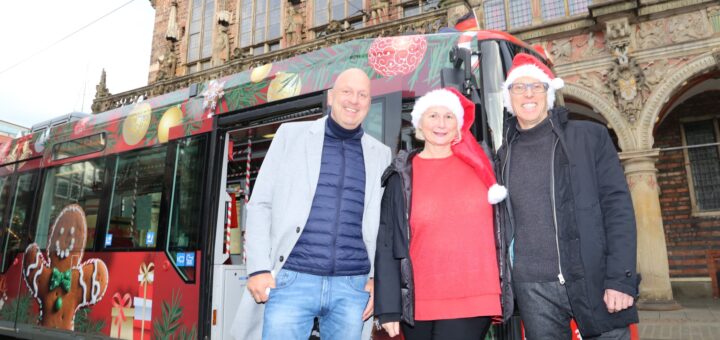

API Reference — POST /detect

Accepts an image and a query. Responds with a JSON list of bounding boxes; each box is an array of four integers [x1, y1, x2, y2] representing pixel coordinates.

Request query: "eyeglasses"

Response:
[[508, 82, 549, 94]]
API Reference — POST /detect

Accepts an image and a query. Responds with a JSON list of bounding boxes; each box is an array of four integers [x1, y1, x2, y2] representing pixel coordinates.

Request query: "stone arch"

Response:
[[638, 52, 719, 150], [562, 82, 637, 151]]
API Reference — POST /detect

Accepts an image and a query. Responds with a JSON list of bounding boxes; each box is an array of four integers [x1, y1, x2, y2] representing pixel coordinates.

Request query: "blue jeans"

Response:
[[262, 269, 370, 340]]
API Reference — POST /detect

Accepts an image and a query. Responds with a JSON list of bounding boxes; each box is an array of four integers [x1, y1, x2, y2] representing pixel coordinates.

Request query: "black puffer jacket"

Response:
[[373, 149, 419, 326], [496, 107, 639, 337]]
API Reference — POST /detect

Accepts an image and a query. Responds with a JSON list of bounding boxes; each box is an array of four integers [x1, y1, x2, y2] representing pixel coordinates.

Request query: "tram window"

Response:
[[363, 100, 384, 141], [35, 159, 106, 249], [167, 137, 205, 280], [2, 171, 38, 271], [52, 133, 106, 161], [106, 147, 167, 249]]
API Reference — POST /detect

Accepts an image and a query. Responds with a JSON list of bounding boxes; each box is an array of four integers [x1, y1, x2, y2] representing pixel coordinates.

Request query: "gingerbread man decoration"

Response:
[[22, 204, 109, 330]]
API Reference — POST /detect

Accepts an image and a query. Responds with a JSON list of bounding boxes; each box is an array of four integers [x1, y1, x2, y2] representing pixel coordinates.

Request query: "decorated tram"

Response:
[[0, 31, 545, 339]]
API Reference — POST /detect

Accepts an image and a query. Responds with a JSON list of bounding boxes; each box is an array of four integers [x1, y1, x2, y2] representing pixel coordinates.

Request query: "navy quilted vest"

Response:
[[284, 117, 368, 276]]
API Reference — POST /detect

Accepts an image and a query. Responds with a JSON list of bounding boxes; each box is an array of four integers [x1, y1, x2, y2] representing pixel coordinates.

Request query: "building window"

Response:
[[238, 0, 282, 51], [188, 0, 215, 71], [314, 0, 362, 26], [401, 0, 439, 18], [484, 0, 507, 30], [683, 120, 720, 212], [484, 0, 590, 30]]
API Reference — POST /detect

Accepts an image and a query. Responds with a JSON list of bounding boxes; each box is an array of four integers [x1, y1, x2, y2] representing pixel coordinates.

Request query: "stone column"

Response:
[[620, 149, 681, 310]]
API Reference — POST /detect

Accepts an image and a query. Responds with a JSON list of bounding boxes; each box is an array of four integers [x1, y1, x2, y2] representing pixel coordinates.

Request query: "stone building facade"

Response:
[[92, 0, 720, 306]]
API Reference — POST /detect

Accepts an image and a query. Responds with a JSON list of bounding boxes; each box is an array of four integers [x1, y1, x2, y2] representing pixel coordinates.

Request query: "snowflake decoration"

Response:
[[202, 80, 226, 118]]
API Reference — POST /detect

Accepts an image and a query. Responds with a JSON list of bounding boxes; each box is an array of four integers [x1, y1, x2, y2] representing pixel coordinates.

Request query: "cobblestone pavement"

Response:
[[638, 297, 720, 339]]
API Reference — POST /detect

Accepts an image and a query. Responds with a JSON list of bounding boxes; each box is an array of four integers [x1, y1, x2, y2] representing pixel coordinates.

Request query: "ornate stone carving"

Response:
[[638, 53, 718, 150], [91, 70, 111, 113], [576, 32, 605, 59], [606, 17, 632, 59], [285, 6, 304, 46], [709, 6, 720, 33], [369, 0, 391, 25], [166, 1, 179, 42], [714, 48, 720, 68], [668, 11, 711, 43], [549, 38, 572, 64], [576, 71, 612, 98], [157, 44, 178, 81], [608, 49, 645, 123], [212, 24, 231, 67], [636, 19, 664, 50]]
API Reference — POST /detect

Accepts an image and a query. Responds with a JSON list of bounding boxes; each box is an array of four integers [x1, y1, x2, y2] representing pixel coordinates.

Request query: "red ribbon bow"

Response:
[[112, 292, 132, 328]]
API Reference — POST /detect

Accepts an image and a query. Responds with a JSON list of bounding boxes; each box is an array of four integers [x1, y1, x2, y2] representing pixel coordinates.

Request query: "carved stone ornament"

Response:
[[608, 55, 645, 123], [606, 17, 632, 54], [91, 69, 111, 113], [285, 5, 305, 46], [636, 19, 664, 50], [369, 0, 391, 25], [550, 38, 572, 64], [166, 1, 179, 42], [157, 44, 177, 81], [668, 11, 711, 43], [709, 6, 720, 33]]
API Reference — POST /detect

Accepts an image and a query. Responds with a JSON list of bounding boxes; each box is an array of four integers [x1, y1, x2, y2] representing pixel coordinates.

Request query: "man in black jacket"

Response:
[[496, 53, 639, 339]]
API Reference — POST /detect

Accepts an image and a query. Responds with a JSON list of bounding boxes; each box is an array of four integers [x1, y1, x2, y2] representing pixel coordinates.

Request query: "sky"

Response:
[[0, 0, 155, 130]]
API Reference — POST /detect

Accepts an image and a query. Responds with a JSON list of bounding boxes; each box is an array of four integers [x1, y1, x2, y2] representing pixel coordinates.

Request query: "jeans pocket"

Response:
[[274, 269, 298, 289], [345, 274, 370, 295]]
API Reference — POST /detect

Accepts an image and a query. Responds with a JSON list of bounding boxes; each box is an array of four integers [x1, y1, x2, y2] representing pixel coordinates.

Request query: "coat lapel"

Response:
[[305, 117, 326, 200]]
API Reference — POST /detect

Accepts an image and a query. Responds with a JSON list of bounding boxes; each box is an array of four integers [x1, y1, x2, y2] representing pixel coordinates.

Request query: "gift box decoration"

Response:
[[134, 262, 155, 340], [110, 293, 134, 340]]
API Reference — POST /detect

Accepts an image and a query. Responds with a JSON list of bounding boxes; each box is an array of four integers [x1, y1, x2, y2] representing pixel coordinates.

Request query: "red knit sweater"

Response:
[[410, 154, 501, 320]]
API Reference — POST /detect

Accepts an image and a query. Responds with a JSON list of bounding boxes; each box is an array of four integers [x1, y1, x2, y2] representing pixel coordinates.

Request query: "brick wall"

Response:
[[655, 90, 720, 278]]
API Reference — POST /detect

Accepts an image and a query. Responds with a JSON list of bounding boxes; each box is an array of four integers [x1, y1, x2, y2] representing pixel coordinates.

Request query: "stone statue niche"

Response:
[[157, 44, 177, 81], [370, 0, 391, 25], [213, 24, 231, 67], [285, 5, 304, 46]]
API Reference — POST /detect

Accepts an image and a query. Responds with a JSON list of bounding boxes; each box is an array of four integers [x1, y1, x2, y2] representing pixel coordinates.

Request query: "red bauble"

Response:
[[368, 36, 428, 77]]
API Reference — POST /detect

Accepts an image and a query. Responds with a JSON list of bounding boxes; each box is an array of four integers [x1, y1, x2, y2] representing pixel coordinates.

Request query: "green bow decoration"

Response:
[[49, 268, 72, 292]]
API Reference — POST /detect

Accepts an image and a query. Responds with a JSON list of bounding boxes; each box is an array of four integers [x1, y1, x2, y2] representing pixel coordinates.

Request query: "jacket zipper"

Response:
[[549, 120, 566, 285], [331, 139, 345, 274], [501, 128, 517, 267]]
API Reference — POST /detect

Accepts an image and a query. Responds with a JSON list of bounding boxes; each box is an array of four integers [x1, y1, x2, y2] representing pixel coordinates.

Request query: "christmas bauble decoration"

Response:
[[368, 36, 428, 77], [72, 117, 91, 136], [122, 103, 152, 146], [251, 63, 273, 83], [267, 72, 301, 102], [157, 106, 184, 143]]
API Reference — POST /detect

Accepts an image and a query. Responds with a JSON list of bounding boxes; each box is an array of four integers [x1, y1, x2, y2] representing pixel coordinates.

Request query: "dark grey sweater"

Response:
[[508, 117, 560, 282]]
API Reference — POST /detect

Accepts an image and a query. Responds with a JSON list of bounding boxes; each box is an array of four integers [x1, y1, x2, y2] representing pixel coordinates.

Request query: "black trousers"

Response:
[[401, 316, 492, 340], [514, 281, 631, 340]]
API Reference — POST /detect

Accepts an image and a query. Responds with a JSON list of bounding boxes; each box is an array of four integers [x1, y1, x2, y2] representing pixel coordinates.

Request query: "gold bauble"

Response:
[[157, 106, 184, 143], [267, 72, 301, 102], [250, 63, 272, 83], [122, 103, 152, 146]]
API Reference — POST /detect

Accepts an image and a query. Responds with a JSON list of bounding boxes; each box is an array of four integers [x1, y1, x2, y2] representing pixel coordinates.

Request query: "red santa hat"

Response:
[[412, 87, 507, 204], [502, 53, 564, 114]]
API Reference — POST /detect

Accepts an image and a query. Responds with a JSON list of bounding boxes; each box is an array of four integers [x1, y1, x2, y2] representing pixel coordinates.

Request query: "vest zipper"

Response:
[[331, 140, 345, 274]]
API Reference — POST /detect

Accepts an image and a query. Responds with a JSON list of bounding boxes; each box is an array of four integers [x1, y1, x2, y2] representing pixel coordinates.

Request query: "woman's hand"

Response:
[[382, 321, 400, 337]]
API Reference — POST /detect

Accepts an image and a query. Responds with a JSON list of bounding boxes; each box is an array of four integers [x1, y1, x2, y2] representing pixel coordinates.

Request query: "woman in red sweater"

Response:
[[374, 88, 507, 340]]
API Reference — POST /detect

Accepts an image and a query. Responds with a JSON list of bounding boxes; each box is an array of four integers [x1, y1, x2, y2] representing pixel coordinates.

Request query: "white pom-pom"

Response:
[[551, 77, 564, 90], [488, 184, 508, 204]]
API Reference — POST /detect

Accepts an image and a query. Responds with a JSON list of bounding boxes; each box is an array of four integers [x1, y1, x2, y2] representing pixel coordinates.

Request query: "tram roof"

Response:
[[0, 31, 542, 170]]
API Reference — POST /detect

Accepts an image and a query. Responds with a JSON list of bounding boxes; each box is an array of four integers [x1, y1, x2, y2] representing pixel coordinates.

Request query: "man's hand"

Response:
[[604, 288, 633, 313], [247, 273, 275, 303], [362, 278, 374, 320], [382, 322, 400, 337]]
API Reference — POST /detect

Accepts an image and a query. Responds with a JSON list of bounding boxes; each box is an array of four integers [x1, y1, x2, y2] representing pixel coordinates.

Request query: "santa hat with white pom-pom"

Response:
[[411, 87, 507, 204], [502, 52, 564, 115]]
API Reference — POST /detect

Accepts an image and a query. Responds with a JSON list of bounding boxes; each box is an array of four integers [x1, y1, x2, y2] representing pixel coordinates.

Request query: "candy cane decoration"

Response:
[[225, 200, 231, 255], [245, 137, 252, 204]]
